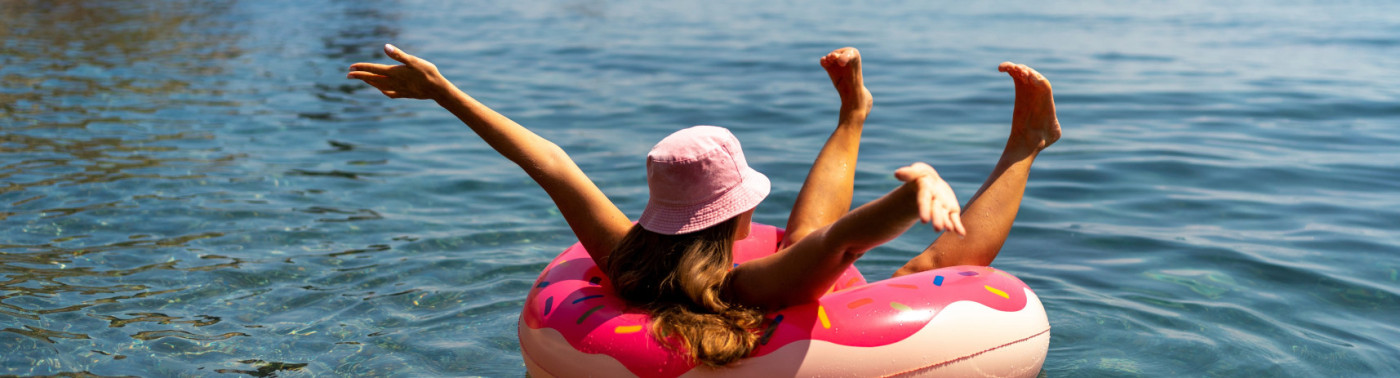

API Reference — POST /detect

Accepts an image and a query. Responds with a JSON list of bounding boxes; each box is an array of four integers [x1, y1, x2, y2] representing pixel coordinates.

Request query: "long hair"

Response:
[[602, 217, 765, 367]]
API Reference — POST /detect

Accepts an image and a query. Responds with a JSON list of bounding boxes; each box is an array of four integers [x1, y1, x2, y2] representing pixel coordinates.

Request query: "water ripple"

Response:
[[4, 0, 1400, 376]]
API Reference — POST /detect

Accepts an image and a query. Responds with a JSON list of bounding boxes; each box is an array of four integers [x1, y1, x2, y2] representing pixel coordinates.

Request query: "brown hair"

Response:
[[602, 217, 765, 367]]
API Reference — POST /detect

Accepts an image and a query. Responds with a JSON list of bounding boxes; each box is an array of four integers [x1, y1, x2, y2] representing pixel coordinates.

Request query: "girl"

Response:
[[347, 45, 1060, 367]]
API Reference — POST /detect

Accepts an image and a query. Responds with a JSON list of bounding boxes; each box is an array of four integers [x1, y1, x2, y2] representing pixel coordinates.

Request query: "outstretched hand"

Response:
[[895, 163, 966, 236], [347, 44, 449, 100]]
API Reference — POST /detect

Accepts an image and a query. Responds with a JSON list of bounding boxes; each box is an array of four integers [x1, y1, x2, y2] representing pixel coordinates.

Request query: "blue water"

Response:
[[3, 0, 1398, 376]]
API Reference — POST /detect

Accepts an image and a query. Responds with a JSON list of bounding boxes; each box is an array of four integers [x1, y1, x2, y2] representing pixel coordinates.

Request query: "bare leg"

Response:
[[894, 62, 1061, 276], [782, 47, 873, 247]]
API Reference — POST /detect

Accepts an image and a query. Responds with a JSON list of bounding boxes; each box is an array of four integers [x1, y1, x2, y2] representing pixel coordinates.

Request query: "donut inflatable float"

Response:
[[519, 223, 1050, 377]]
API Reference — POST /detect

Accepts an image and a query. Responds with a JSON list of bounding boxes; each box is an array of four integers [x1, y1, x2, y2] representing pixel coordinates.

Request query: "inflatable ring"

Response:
[[519, 223, 1050, 377]]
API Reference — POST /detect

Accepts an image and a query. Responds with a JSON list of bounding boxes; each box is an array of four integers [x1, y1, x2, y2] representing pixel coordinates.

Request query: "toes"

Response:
[[999, 62, 1022, 80], [1000, 62, 1035, 85], [839, 47, 859, 67], [1025, 66, 1047, 84]]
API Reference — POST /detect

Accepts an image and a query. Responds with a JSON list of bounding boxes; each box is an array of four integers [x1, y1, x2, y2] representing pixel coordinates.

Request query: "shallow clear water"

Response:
[[3, 0, 1398, 376]]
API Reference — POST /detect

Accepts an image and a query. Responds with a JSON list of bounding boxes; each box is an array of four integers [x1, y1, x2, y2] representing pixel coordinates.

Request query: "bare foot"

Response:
[[821, 47, 873, 116], [998, 62, 1061, 151]]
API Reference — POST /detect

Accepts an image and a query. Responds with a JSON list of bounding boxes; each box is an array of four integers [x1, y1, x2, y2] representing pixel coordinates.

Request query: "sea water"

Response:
[[2, 0, 1397, 376]]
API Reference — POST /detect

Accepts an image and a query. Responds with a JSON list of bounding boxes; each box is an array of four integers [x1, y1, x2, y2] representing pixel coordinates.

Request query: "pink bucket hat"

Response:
[[638, 126, 771, 235]]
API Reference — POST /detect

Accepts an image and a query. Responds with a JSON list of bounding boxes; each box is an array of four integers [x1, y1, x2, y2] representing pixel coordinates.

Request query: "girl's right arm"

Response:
[[348, 44, 632, 262], [729, 163, 965, 309]]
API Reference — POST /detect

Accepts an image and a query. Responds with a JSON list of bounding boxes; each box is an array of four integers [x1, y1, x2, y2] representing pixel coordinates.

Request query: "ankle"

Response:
[[839, 107, 870, 123], [1007, 131, 1051, 155]]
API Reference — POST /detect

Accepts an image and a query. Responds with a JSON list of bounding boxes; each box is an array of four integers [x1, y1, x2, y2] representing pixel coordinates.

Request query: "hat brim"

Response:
[[638, 167, 770, 235]]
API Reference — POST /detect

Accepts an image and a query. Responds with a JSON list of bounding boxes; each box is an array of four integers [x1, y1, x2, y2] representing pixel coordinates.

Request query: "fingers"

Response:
[[384, 43, 421, 67], [349, 63, 395, 75], [346, 71, 387, 81], [931, 202, 949, 232], [346, 72, 401, 99], [894, 162, 936, 182], [895, 161, 963, 235], [348, 72, 394, 92], [931, 198, 964, 235], [916, 181, 932, 224], [946, 207, 965, 236], [894, 166, 916, 182]]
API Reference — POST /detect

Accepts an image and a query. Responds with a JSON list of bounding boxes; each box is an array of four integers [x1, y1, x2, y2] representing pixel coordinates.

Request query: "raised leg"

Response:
[[894, 62, 1061, 276], [782, 47, 874, 247]]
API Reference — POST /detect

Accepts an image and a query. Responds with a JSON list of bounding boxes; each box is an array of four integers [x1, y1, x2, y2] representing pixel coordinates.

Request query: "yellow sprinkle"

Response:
[[985, 285, 1009, 299], [614, 325, 642, 334], [818, 306, 831, 329], [889, 302, 912, 312]]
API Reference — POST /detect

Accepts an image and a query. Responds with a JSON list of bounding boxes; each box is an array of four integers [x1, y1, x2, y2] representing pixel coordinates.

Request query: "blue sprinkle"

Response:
[[933, 275, 944, 286], [543, 297, 554, 316], [759, 314, 784, 345], [536, 281, 550, 288], [588, 276, 602, 285], [572, 294, 604, 304]]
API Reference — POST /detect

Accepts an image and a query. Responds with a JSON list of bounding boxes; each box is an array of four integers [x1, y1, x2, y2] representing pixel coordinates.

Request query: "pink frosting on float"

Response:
[[520, 223, 1033, 377]]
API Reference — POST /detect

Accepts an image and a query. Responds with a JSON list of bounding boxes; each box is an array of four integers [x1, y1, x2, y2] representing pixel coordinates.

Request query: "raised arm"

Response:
[[730, 163, 965, 309], [782, 47, 872, 247], [347, 44, 632, 261]]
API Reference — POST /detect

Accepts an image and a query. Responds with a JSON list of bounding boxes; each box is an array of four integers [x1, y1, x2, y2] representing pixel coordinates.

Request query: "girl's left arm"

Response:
[[348, 45, 632, 262]]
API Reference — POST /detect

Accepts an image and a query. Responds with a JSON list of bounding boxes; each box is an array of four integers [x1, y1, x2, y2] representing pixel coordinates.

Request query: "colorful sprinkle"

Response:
[[846, 298, 873, 309], [572, 294, 603, 304], [588, 276, 602, 285], [844, 276, 860, 288], [543, 296, 554, 316], [887, 283, 918, 290], [817, 306, 831, 329], [889, 302, 912, 312], [577, 305, 604, 324], [614, 325, 642, 334], [959, 271, 978, 276], [933, 275, 944, 286], [536, 281, 550, 288], [759, 314, 784, 344], [985, 285, 1009, 299]]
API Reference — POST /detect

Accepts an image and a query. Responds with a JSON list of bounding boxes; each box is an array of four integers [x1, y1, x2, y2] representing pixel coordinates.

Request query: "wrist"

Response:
[[429, 78, 458, 103]]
